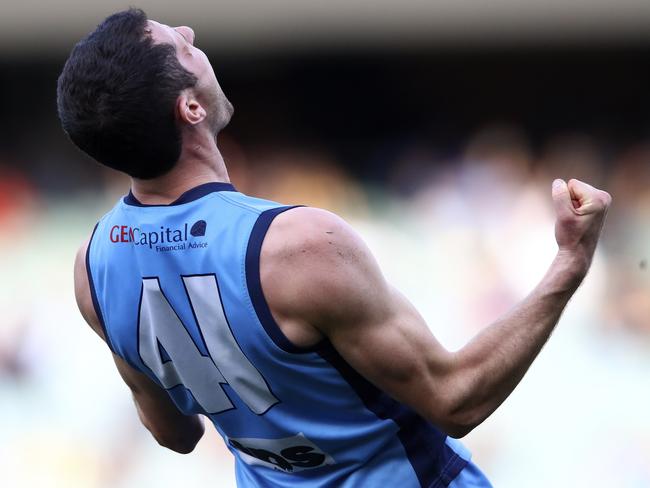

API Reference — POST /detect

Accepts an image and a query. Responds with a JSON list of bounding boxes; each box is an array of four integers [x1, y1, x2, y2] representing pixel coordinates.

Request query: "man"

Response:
[[59, 9, 611, 488]]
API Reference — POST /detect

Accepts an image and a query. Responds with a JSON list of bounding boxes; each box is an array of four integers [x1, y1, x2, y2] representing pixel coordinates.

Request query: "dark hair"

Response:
[[57, 8, 197, 179]]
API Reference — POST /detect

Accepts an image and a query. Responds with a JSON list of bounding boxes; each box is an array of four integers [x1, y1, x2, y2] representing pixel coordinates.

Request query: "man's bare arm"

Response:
[[74, 241, 204, 453], [262, 179, 610, 437]]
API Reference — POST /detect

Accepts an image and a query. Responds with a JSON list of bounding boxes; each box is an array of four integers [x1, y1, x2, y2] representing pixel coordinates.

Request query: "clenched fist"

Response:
[[552, 178, 611, 278]]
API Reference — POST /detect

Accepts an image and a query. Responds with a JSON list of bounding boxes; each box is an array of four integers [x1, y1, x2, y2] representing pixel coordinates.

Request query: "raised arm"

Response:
[[261, 178, 611, 437], [74, 241, 204, 453]]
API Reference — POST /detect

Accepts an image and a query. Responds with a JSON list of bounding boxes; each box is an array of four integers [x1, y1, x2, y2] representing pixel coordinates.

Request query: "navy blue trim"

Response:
[[124, 182, 236, 207], [318, 342, 468, 488], [85, 223, 116, 353], [245, 205, 328, 354]]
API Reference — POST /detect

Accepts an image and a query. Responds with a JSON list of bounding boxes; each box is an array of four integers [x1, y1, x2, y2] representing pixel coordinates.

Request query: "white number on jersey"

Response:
[[138, 275, 279, 415]]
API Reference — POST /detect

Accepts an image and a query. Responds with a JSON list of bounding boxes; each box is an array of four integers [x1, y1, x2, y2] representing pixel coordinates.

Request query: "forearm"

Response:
[[447, 251, 586, 432]]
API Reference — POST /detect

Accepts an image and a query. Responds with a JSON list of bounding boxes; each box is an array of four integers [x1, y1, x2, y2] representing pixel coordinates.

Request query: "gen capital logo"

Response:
[[109, 220, 208, 252]]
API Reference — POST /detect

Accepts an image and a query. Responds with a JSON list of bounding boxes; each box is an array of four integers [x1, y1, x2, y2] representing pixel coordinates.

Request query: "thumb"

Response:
[[551, 179, 574, 219]]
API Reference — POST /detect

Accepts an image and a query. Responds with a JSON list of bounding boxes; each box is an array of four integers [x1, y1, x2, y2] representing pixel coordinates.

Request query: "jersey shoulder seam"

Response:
[[214, 192, 267, 216]]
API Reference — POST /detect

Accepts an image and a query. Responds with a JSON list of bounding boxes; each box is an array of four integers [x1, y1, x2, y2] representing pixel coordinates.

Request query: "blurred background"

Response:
[[1, 1, 649, 487]]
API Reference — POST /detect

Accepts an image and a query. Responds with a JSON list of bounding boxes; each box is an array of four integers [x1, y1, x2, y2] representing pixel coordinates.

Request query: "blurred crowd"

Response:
[[0, 122, 649, 487]]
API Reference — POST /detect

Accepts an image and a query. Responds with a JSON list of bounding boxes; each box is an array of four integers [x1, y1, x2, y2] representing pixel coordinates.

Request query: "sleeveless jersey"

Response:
[[86, 182, 477, 487]]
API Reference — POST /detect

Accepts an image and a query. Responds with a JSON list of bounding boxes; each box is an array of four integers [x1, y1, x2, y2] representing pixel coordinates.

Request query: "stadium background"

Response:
[[1, 1, 649, 486]]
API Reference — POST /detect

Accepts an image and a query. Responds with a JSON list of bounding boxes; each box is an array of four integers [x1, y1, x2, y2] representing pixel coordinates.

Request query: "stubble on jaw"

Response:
[[203, 85, 234, 137]]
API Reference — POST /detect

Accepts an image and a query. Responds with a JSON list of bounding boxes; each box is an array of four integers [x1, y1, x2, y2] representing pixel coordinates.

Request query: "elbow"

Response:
[[421, 358, 490, 438], [147, 420, 205, 454], [425, 401, 481, 439], [434, 370, 486, 438], [155, 433, 201, 454], [434, 393, 484, 439], [440, 402, 486, 439], [165, 441, 199, 455], [442, 419, 478, 439]]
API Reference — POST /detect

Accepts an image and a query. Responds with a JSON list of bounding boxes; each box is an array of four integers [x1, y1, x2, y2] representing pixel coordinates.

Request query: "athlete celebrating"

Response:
[[59, 9, 611, 487]]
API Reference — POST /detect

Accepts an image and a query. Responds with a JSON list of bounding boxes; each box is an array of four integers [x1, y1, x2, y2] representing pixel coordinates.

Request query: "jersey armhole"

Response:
[[86, 222, 117, 354], [244, 205, 328, 354]]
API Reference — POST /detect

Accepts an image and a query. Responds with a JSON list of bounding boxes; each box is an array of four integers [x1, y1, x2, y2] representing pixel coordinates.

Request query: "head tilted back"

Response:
[[57, 8, 197, 179]]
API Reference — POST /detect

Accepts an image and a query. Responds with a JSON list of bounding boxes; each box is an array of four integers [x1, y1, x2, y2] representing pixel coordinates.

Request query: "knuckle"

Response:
[[595, 192, 611, 208]]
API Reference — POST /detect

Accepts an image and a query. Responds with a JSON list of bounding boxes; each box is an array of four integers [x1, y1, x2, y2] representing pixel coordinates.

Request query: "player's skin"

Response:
[[74, 20, 612, 453]]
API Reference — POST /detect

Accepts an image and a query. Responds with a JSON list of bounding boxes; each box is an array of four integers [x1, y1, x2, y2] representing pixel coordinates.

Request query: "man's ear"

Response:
[[176, 91, 207, 126]]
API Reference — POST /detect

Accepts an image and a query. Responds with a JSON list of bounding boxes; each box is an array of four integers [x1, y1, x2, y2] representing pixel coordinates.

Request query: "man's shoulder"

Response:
[[262, 206, 359, 266], [260, 206, 381, 328]]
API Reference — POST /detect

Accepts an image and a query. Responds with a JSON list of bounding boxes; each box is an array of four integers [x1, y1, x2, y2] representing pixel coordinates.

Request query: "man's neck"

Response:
[[130, 134, 230, 205]]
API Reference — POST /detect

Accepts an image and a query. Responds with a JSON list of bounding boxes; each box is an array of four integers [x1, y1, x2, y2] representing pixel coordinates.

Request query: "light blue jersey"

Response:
[[86, 182, 491, 487]]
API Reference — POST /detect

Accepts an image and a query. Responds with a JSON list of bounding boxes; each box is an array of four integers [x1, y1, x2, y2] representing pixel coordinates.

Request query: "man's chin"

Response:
[[224, 100, 234, 121], [220, 102, 234, 129]]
